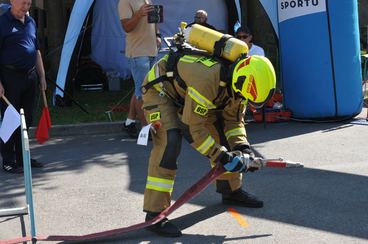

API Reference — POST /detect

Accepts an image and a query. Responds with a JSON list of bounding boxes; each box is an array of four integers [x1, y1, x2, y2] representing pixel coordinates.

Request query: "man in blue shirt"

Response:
[[0, 0, 47, 174]]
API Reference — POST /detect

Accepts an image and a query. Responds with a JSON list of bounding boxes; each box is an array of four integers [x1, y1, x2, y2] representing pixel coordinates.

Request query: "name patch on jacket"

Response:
[[194, 105, 208, 116], [149, 112, 161, 122], [198, 57, 218, 67]]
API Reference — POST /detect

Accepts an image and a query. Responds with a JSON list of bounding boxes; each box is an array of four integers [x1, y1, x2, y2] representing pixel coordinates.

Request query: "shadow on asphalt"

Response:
[[246, 119, 367, 144], [59, 233, 269, 244], [1, 119, 368, 242]]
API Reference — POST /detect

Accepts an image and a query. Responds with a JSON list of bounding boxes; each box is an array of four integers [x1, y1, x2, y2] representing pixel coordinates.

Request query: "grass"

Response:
[[34, 80, 134, 126]]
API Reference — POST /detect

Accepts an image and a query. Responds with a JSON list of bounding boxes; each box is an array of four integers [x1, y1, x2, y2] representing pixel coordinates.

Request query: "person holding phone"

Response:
[[118, 0, 161, 137]]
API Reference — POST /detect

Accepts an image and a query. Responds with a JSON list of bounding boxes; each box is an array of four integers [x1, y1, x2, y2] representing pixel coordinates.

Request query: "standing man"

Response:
[[0, 0, 46, 174], [119, 0, 161, 137]]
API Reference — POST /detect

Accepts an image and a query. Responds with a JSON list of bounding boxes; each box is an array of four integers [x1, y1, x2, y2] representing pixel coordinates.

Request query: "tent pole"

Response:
[[47, 76, 90, 114], [51, 9, 93, 114], [75, 11, 91, 74]]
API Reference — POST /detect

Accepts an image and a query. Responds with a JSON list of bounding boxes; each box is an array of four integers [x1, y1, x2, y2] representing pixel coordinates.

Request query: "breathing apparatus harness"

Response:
[[140, 28, 247, 109]]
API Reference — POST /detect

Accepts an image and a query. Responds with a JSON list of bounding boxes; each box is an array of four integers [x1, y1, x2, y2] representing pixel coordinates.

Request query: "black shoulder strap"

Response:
[[140, 76, 166, 94], [166, 50, 187, 90], [166, 50, 183, 76]]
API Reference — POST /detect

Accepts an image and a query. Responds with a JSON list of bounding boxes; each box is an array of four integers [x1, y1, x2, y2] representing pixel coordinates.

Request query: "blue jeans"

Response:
[[128, 56, 156, 98]]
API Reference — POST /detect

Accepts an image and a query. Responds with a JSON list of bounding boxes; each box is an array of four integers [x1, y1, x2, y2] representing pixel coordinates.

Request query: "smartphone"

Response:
[[147, 5, 163, 23]]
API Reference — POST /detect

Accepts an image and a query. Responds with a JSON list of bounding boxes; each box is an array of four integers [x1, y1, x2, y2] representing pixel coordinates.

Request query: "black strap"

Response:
[[140, 76, 166, 94], [220, 64, 230, 82], [213, 34, 232, 58], [175, 74, 187, 90], [166, 50, 188, 93], [166, 50, 183, 77]]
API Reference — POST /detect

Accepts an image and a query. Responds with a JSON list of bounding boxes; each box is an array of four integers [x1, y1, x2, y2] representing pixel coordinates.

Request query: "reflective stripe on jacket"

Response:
[[142, 54, 249, 162]]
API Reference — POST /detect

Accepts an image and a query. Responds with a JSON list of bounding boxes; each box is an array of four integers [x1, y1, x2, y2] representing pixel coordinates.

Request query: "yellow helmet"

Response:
[[232, 55, 276, 108]]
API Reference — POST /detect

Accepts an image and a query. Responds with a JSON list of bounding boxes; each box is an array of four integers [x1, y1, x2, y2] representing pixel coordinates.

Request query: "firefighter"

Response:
[[141, 52, 276, 237]]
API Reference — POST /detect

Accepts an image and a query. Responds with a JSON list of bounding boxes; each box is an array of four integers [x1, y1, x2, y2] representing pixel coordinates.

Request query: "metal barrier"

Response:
[[0, 108, 37, 242]]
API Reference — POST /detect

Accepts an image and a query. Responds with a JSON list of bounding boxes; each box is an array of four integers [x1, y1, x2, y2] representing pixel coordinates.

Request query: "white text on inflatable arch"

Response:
[[278, 0, 326, 22]]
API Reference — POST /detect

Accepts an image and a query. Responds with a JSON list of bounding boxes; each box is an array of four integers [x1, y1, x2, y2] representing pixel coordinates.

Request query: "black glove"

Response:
[[222, 151, 246, 172], [242, 147, 255, 158], [239, 146, 258, 172]]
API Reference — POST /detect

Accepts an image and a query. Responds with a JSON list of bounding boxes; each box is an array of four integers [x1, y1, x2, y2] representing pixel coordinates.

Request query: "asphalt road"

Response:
[[1, 109, 367, 244]]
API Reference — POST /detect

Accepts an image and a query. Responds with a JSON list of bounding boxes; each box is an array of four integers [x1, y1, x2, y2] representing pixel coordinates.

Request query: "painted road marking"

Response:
[[227, 208, 249, 228]]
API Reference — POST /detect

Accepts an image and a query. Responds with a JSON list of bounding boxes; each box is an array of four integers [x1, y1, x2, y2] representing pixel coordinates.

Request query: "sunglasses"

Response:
[[236, 35, 250, 39]]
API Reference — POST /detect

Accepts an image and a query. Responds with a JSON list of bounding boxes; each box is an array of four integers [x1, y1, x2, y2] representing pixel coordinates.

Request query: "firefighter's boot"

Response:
[[145, 211, 182, 237], [222, 188, 264, 208]]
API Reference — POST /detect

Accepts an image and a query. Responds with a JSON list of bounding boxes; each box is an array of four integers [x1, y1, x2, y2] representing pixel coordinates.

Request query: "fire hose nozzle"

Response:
[[240, 156, 304, 170]]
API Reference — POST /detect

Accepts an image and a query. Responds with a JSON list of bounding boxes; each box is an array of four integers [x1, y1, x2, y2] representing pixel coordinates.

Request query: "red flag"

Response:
[[35, 107, 52, 144]]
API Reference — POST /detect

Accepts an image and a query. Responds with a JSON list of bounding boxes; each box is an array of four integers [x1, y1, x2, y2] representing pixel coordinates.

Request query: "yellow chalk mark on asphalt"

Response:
[[227, 208, 249, 228]]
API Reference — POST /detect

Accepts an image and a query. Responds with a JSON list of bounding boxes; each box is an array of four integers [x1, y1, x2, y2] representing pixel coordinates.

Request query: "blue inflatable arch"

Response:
[[260, 0, 362, 119]]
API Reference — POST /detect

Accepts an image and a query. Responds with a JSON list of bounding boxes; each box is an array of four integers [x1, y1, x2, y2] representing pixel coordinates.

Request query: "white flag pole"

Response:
[[1, 95, 11, 106]]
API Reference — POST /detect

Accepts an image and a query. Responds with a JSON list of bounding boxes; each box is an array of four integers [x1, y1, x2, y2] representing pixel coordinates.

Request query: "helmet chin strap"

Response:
[[248, 100, 263, 109], [248, 88, 276, 109], [234, 91, 245, 99]]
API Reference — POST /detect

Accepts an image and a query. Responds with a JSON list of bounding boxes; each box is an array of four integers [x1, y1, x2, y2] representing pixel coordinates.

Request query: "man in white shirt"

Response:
[[235, 26, 265, 56]]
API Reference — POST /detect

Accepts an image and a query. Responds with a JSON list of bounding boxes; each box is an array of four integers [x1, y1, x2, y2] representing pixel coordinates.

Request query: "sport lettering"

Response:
[[280, 0, 319, 10], [278, 0, 326, 22]]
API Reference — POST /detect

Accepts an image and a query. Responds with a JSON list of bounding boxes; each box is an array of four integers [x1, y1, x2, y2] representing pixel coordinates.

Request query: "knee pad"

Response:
[[160, 129, 182, 170]]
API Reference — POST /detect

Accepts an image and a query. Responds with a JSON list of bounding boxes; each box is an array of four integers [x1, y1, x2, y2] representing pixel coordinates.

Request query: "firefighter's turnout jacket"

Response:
[[142, 53, 250, 213]]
